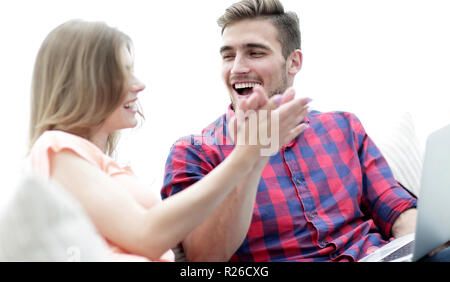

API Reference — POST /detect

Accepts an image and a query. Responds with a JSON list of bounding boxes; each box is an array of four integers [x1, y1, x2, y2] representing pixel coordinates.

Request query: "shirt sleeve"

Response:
[[161, 137, 215, 199], [29, 131, 133, 179], [350, 114, 418, 237]]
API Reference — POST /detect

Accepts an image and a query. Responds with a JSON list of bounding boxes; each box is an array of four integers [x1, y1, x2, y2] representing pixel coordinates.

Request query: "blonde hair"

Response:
[[217, 0, 301, 58], [29, 20, 133, 156]]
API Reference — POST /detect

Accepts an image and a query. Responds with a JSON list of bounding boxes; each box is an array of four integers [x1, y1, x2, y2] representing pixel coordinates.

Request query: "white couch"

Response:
[[362, 112, 424, 197], [0, 175, 109, 261]]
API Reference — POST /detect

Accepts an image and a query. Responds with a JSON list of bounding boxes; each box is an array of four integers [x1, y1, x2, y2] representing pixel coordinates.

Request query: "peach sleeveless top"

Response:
[[29, 130, 174, 262]]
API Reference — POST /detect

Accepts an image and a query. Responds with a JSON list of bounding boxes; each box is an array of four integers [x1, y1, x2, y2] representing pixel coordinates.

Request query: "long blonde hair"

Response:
[[29, 20, 132, 156]]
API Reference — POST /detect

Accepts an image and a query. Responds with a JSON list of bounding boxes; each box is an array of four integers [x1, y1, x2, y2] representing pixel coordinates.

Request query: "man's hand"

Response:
[[392, 208, 450, 258], [228, 86, 311, 160], [428, 241, 450, 257]]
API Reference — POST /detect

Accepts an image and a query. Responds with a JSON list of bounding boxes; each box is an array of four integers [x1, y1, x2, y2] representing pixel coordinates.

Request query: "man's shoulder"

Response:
[[169, 112, 230, 150], [309, 109, 359, 120], [201, 112, 229, 136], [309, 110, 363, 129]]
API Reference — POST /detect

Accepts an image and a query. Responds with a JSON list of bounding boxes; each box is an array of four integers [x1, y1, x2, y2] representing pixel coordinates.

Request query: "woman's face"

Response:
[[100, 47, 145, 133]]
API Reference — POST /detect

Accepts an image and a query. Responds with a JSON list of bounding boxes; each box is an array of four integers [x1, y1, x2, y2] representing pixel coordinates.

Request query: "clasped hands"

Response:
[[228, 86, 311, 159]]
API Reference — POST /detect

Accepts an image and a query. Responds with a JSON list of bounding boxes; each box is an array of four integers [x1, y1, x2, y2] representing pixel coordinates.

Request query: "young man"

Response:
[[161, 0, 418, 262]]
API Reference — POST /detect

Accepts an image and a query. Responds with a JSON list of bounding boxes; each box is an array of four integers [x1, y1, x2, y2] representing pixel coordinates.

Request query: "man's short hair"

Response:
[[217, 0, 301, 59]]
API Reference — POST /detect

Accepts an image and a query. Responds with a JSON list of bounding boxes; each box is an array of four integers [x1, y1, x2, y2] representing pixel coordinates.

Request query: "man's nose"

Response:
[[231, 54, 250, 74]]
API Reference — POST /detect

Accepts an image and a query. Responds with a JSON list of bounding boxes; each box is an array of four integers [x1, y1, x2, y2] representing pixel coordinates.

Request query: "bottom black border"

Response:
[[2, 261, 446, 280]]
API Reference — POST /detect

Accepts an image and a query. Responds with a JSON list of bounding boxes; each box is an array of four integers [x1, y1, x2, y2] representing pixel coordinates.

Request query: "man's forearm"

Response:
[[182, 159, 268, 261], [392, 208, 417, 238]]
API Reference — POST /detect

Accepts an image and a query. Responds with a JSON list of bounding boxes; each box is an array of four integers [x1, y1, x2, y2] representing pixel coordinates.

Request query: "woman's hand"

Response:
[[228, 86, 311, 162]]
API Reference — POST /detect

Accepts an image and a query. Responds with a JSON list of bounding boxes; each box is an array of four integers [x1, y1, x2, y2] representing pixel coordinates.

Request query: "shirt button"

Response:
[[308, 212, 316, 219], [319, 241, 328, 248], [295, 178, 302, 185]]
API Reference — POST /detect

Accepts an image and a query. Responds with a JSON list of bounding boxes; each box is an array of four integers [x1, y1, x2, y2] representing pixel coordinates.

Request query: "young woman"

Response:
[[28, 20, 309, 261]]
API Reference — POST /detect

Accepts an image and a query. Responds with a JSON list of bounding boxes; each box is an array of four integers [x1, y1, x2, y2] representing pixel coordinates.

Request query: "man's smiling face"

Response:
[[220, 18, 290, 110]]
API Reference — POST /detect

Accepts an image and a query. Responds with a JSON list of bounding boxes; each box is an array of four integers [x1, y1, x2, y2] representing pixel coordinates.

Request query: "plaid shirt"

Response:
[[161, 107, 417, 262]]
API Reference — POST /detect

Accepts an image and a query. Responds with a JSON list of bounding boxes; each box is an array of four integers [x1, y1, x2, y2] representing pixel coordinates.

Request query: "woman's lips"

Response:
[[123, 99, 137, 112]]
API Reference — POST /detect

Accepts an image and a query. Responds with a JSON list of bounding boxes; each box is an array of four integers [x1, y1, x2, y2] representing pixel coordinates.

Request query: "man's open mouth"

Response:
[[233, 82, 262, 96]]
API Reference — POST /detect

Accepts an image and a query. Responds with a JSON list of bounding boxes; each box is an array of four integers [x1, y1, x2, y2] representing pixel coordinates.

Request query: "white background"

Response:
[[0, 0, 449, 203]]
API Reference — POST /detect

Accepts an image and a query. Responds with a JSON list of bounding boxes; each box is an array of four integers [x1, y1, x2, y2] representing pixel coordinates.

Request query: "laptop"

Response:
[[359, 124, 450, 262]]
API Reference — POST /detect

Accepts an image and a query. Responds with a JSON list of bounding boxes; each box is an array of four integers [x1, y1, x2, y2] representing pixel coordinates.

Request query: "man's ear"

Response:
[[287, 49, 303, 75]]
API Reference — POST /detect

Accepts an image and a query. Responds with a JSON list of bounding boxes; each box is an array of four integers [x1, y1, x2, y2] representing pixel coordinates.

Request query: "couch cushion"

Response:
[[0, 175, 109, 261], [364, 112, 424, 196]]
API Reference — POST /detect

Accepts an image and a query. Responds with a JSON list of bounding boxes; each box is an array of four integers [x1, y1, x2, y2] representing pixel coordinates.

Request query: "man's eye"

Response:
[[222, 54, 234, 60], [250, 52, 265, 57]]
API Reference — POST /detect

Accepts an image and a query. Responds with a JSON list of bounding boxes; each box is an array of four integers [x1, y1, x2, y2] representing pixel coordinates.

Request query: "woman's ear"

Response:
[[287, 49, 303, 75]]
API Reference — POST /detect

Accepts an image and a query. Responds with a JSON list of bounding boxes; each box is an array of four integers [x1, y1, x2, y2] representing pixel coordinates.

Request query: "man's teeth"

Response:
[[234, 82, 261, 90]]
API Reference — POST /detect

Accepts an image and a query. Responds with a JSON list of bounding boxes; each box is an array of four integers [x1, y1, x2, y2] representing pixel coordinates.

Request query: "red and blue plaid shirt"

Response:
[[161, 107, 417, 262]]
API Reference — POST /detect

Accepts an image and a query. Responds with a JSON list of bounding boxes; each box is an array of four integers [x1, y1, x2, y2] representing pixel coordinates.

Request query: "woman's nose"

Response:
[[131, 76, 146, 93]]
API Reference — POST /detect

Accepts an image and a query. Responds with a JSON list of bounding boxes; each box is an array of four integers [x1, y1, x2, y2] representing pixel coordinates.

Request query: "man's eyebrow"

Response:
[[220, 43, 271, 54], [220, 46, 233, 54], [245, 43, 271, 51]]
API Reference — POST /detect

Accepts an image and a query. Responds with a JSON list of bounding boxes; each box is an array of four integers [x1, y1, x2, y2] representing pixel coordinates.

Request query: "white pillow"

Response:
[[365, 112, 424, 196], [0, 174, 109, 261]]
